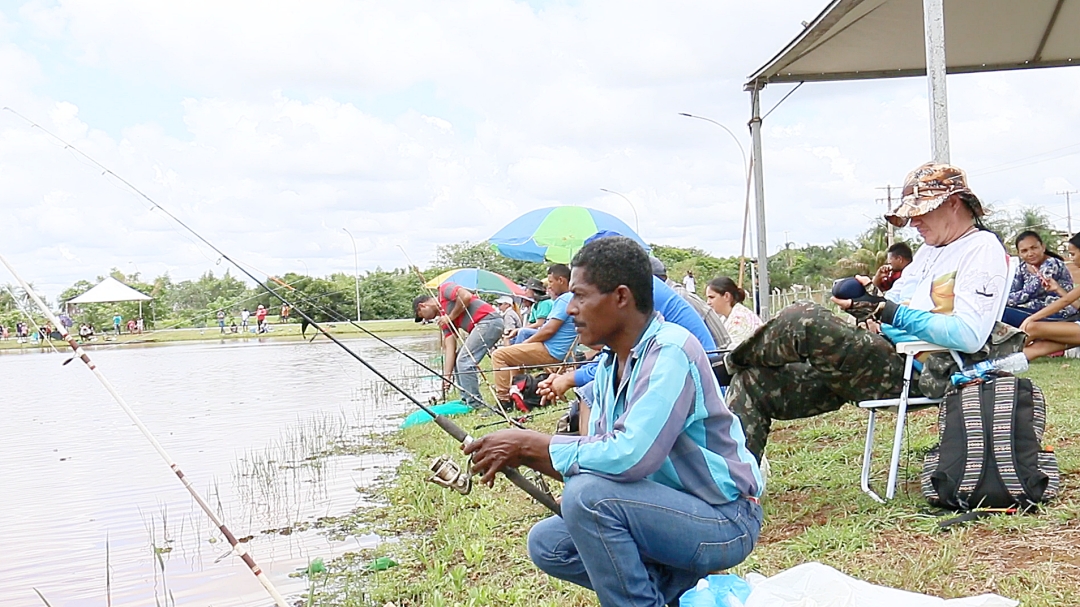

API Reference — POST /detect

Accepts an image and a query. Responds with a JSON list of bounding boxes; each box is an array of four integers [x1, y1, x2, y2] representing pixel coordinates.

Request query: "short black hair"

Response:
[[886, 242, 913, 261], [547, 264, 571, 280], [570, 236, 653, 314], [412, 295, 434, 322]]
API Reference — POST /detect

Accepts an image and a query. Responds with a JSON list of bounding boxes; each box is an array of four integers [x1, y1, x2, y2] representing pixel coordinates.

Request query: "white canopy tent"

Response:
[[744, 0, 1080, 318], [69, 276, 153, 318]]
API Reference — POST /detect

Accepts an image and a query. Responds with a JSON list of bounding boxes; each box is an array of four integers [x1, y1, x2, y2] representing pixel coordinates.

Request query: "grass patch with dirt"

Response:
[[314, 358, 1080, 606]]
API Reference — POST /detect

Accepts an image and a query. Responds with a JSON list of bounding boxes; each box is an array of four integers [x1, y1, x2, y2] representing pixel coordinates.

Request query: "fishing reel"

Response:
[[428, 455, 472, 495]]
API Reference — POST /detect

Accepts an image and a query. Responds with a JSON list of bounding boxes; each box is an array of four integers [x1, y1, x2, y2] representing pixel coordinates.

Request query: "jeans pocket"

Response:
[[689, 534, 750, 574]]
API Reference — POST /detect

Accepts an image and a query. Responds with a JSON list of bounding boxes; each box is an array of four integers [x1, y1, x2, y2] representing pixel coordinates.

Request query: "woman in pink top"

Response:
[[705, 276, 763, 347]]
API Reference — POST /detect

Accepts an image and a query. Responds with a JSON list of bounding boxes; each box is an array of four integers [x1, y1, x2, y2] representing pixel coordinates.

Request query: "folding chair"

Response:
[[858, 255, 1017, 503]]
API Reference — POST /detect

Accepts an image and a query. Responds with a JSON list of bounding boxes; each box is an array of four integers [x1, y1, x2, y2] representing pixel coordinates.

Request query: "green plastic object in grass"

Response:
[[370, 556, 398, 571], [307, 558, 325, 574], [400, 400, 472, 428]]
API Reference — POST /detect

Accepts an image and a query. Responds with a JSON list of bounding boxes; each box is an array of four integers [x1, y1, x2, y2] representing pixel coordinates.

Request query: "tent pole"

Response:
[[923, 0, 950, 163], [748, 83, 770, 320]]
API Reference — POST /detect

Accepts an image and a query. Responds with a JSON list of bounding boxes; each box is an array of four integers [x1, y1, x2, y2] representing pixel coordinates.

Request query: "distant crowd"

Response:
[[214, 303, 290, 335]]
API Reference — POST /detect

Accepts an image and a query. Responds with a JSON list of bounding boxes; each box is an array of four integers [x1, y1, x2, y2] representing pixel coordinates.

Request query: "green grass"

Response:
[[313, 358, 1080, 606], [0, 319, 436, 351]]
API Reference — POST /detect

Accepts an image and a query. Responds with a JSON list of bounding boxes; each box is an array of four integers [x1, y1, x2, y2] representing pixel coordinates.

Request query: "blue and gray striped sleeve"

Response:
[[549, 343, 694, 480]]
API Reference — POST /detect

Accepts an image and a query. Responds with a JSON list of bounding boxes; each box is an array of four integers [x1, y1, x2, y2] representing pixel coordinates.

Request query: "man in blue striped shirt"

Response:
[[465, 236, 762, 607]]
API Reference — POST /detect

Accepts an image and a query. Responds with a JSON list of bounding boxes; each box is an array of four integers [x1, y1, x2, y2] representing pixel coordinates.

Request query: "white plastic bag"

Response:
[[743, 563, 1016, 607]]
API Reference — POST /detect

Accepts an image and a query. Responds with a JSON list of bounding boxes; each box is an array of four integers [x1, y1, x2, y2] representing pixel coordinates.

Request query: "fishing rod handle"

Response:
[[502, 466, 562, 516]]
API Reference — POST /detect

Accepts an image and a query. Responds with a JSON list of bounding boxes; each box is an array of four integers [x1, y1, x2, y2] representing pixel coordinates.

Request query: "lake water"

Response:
[[0, 334, 441, 606]]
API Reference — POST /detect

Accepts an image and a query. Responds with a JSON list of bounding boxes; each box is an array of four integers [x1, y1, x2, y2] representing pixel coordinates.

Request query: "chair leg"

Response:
[[861, 408, 885, 503], [884, 354, 916, 500]]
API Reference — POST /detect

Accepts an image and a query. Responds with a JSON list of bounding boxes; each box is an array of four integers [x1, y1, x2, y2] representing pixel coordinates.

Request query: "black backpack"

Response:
[[922, 376, 1059, 511], [507, 372, 551, 413]]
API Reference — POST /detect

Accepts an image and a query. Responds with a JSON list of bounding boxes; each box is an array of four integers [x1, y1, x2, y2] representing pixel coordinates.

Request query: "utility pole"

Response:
[[875, 185, 896, 246], [1058, 190, 1077, 234]]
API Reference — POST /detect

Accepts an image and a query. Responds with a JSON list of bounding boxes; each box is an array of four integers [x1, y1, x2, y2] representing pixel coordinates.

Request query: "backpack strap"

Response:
[[1030, 383, 1047, 443], [991, 377, 1028, 505], [956, 385, 985, 509]]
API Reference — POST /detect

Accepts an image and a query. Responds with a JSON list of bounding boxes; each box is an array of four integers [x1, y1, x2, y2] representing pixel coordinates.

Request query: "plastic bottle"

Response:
[[951, 352, 1029, 385]]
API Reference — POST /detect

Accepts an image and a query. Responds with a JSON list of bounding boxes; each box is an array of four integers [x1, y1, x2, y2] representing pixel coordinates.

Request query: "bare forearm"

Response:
[[525, 320, 560, 344], [519, 432, 563, 480], [443, 338, 457, 376], [1032, 287, 1080, 321]]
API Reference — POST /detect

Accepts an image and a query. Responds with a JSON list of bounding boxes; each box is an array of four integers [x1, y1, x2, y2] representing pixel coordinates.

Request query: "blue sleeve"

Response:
[[574, 361, 597, 386], [652, 278, 716, 351], [1052, 258, 1074, 292], [1007, 269, 1028, 306], [548, 293, 570, 322], [884, 306, 983, 353]]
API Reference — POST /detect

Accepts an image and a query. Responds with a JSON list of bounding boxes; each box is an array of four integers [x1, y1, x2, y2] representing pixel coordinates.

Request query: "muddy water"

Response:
[[0, 334, 440, 606]]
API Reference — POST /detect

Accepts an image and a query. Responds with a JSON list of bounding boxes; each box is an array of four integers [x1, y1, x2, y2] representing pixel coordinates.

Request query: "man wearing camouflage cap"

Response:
[[725, 162, 1010, 461]]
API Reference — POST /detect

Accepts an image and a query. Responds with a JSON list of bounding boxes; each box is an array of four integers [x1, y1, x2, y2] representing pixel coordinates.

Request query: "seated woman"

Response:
[[705, 276, 763, 347], [1003, 230, 1075, 327], [1022, 233, 1080, 360], [1066, 232, 1080, 285]]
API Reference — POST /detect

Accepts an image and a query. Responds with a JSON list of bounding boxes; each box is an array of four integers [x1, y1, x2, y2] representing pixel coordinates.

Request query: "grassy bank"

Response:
[[314, 357, 1080, 606], [0, 319, 436, 351]]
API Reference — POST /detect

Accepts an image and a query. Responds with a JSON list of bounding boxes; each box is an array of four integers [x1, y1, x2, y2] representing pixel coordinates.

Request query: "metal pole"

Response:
[[923, 0, 950, 163], [1058, 190, 1077, 234], [748, 84, 770, 319], [677, 113, 754, 288], [598, 188, 640, 235], [342, 228, 361, 322]]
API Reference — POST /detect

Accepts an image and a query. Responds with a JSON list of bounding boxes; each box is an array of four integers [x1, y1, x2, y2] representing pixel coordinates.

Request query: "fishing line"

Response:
[[1, 283, 64, 354], [0, 254, 292, 607], [5, 107, 558, 515], [397, 246, 518, 414], [254, 270, 525, 426]]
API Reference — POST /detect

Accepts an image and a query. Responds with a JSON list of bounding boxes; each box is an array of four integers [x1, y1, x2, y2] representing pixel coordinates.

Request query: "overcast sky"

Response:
[[2, 0, 1079, 299]]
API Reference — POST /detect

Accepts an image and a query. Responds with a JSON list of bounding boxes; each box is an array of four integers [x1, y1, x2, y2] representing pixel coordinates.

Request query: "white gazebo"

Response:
[[69, 276, 153, 318], [744, 0, 1080, 318]]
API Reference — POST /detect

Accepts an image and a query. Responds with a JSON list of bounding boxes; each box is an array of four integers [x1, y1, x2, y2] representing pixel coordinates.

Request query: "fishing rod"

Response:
[[6, 108, 560, 516], [0, 254, 292, 607], [398, 246, 520, 421], [253, 279, 525, 427]]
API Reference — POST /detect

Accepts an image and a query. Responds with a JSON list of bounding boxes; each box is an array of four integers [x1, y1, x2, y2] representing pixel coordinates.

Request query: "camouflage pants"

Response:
[[726, 301, 908, 461]]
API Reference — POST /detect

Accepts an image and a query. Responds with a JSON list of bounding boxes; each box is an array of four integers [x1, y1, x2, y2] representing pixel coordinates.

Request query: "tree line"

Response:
[[2, 207, 1063, 331]]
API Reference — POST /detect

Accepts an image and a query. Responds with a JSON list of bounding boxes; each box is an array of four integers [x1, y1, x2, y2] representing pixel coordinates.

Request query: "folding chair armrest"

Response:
[[895, 340, 949, 356]]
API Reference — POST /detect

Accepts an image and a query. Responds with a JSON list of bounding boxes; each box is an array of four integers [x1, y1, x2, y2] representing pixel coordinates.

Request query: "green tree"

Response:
[[434, 241, 547, 283]]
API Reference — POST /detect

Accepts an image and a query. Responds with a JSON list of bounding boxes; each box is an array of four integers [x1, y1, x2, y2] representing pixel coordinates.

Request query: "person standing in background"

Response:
[[683, 269, 696, 293]]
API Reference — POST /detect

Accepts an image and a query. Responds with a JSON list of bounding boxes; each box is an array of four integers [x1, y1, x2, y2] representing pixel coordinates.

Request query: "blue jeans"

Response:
[[1003, 306, 1075, 328], [528, 474, 762, 607], [455, 315, 504, 407], [512, 327, 538, 344]]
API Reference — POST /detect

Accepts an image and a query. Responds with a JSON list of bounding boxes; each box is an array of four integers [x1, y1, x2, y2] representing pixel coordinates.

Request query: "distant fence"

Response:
[[769, 285, 843, 315]]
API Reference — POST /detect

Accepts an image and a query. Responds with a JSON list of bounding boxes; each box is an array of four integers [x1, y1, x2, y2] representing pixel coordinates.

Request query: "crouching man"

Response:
[[464, 236, 763, 607]]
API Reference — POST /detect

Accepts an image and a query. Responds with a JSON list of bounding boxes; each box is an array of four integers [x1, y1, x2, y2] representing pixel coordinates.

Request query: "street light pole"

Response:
[[678, 112, 756, 292], [598, 188, 640, 235], [342, 228, 361, 322]]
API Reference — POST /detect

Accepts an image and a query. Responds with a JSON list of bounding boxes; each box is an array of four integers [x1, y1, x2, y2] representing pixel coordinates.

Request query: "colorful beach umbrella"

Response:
[[488, 206, 648, 263], [425, 268, 528, 297]]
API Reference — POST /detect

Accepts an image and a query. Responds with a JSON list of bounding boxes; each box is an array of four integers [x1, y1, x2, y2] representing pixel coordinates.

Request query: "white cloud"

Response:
[[1, 0, 1080, 299]]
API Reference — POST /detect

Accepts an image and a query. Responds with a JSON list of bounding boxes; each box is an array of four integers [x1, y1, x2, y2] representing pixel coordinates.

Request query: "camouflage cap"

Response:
[[885, 162, 982, 227]]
